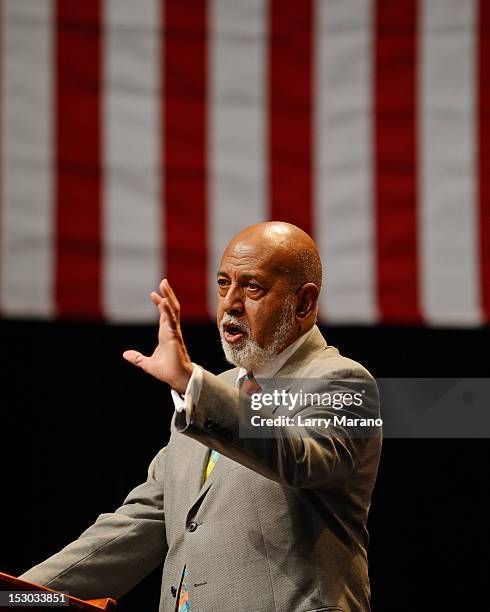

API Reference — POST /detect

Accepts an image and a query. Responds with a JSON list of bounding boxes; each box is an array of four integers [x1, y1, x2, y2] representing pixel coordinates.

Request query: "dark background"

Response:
[[1, 320, 488, 611]]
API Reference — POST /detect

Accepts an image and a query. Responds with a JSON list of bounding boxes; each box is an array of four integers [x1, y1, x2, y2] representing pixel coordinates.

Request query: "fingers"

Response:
[[150, 291, 162, 306], [123, 350, 148, 370], [159, 279, 180, 315], [161, 297, 178, 330], [149, 279, 180, 331], [150, 280, 180, 321]]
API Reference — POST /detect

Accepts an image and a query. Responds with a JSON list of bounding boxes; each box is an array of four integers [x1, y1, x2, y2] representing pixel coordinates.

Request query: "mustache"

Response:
[[219, 314, 250, 334]]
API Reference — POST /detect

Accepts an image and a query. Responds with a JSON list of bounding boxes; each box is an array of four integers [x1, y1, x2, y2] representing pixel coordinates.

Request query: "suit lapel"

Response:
[[186, 443, 236, 515], [255, 326, 327, 389], [169, 367, 238, 502], [274, 325, 328, 379], [218, 366, 240, 386], [196, 451, 234, 497], [186, 442, 210, 501]]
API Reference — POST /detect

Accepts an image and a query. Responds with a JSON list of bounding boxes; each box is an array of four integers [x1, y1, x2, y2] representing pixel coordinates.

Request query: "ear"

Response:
[[295, 283, 319, 320]]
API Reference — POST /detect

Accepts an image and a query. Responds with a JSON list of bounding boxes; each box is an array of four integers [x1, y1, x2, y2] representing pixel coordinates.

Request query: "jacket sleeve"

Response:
[[172, 369, 381, 489], [18, 447, 168, 600]]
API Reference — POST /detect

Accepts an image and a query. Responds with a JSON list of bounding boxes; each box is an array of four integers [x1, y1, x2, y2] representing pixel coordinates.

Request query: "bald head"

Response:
[[224, 222, 322, 293]]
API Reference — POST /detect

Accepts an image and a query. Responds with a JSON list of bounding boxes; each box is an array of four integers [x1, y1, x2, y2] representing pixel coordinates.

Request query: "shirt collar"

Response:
[[236, 326, 315, 384]]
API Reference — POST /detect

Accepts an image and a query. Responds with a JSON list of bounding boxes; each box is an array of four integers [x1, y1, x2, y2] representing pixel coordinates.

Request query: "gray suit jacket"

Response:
[[20, 326, 382, 612]]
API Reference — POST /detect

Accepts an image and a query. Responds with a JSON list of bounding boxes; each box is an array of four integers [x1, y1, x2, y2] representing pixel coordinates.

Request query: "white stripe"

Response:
[[419, 0, 482, 325], [103, 0, 162, 321], [208, 0, 267, 316], [1, 0, 53, 317], [314, 0, 377, 324]]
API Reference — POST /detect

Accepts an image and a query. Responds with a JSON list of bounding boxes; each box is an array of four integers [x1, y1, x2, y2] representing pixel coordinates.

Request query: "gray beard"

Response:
[[219, 295, 298, 372]]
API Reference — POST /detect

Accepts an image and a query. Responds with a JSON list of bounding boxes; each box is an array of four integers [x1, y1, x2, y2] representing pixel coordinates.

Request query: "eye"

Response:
[[217, 278, 229, 288], [246, 282, 260, 290]]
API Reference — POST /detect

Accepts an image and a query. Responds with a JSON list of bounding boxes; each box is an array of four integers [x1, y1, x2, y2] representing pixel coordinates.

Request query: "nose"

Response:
[[222, 282, 245, 316]]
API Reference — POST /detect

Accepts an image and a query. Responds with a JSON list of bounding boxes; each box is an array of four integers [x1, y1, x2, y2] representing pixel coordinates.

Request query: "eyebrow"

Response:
[[216, 271, 266, 283]]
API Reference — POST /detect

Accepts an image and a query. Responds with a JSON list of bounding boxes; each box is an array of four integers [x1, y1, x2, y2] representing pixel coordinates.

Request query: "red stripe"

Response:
[[163, 0, 208, 320], [478, 0, 490, 324], [374, 0, 421, 323], [268, 0, 313, 236], [55, 1, 102, 319]]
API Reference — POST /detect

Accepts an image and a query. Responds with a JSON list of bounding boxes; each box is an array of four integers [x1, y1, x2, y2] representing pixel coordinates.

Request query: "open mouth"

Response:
[[223, 323, 247, 344]]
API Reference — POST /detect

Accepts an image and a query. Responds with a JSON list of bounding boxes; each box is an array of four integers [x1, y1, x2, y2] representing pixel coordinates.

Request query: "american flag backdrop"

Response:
[[0, 0, 489, 325]]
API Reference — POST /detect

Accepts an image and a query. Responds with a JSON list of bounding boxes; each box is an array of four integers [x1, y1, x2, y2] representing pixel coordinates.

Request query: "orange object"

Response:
[[0, 572, 117, 610]]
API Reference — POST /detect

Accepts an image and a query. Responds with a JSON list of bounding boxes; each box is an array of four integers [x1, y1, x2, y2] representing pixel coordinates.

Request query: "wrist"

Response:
[[172, 362, 194, 395]]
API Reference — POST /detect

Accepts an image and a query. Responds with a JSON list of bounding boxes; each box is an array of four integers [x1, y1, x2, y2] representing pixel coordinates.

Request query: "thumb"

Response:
[[123, 350, 149, 371]]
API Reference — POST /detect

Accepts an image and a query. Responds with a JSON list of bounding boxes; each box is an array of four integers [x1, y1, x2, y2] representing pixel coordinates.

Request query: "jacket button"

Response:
[[187, 520, 198, 532], [170, 586, 177, 597]]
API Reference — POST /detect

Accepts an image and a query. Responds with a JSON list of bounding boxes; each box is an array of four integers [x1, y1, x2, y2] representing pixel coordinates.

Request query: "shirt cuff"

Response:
[[171, 363, 204, 414]]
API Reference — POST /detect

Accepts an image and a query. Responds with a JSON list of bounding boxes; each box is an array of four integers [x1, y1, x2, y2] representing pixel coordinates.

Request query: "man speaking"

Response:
[[20, 222, 382, 611]]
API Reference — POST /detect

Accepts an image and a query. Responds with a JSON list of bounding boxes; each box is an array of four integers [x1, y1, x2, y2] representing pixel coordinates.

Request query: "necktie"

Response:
[[203, 448, 220, 483], [239, 371, 262, 396]]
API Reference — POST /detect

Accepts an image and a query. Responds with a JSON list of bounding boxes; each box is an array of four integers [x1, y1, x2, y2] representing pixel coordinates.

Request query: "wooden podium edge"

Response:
[[0, 572, 117, 610]]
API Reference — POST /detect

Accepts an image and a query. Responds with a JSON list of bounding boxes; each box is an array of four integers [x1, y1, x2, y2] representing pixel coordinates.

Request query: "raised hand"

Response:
[[122, 279, 194, 394]]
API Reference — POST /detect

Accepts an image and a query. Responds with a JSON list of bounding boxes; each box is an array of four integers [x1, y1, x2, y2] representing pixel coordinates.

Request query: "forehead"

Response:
[[219, 240, 283, 276]]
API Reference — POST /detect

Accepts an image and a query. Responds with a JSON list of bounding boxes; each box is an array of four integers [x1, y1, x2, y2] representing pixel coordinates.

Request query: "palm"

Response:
[[123, 279, 193, 393]]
